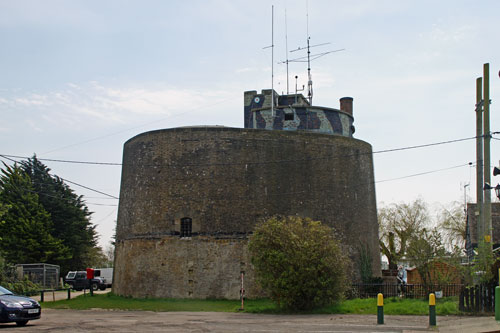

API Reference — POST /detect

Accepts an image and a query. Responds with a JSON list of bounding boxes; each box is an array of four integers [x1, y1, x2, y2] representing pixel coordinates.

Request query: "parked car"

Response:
[[64, 271, 106, 291], [0, 285, 41, 326]]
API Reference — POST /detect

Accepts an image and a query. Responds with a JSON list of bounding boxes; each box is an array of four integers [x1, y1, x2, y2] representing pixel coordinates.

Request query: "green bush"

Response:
[[248, 216, 350, 310], [4, 278, 41, 296], [0, 255, 41, 295]]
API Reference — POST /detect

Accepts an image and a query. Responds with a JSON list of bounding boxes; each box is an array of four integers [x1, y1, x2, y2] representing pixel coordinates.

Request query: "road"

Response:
[[1, 309, 499, 332], [31, 289, 110, 302]]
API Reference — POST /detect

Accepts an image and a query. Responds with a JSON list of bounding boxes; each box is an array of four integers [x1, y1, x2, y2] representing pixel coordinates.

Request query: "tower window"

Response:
[[180, 217, 192, 237], [284, 113, 294, 121]]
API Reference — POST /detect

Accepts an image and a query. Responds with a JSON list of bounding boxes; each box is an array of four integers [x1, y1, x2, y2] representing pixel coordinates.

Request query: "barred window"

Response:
[[180, 217, 192, 237]]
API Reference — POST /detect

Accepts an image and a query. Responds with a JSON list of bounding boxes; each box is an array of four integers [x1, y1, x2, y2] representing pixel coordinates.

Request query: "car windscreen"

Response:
[[0, 286, 13, 295], [66, 272, 76, 279]]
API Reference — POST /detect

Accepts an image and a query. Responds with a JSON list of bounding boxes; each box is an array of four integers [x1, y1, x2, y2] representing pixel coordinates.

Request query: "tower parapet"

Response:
[[244, 89, 355, 137]]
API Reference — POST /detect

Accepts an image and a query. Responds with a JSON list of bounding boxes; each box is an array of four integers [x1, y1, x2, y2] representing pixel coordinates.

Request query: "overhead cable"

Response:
[[0, 134, 485, 168]]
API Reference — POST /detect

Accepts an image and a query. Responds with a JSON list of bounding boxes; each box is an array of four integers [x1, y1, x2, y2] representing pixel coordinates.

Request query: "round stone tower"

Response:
[[113, 90, 381, 299]]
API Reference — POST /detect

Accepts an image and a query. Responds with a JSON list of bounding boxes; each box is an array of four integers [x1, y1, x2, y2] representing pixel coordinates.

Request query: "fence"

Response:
[[15, 263, 60, 288], [459, 284, 495, 313], [349, 283, 463, 299]]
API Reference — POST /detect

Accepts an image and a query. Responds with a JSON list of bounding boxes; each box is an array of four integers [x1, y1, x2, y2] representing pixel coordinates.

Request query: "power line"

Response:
[[0, 154, 119, 200], [121, 162, 474, 202], [0, 134, 485, 168], [375, 163, 473, 184], [372, 136, 477, 154], [41, 96, 240, 155], [86, 202, 118, 207], [1, 155, 474, 202], [0, 132, 489, 203], [60, 178, 118, 199], [0, 154, 121, 166]]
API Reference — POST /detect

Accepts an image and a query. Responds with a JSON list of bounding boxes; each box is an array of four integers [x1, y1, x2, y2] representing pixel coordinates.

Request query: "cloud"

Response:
[[428, 22, 475, 43], [235, 67, 259, 74], [1, 82, 237, 130]]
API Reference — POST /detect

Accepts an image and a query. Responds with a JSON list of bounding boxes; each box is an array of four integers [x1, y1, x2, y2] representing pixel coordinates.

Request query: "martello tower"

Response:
[[113, 89, 380, 299]]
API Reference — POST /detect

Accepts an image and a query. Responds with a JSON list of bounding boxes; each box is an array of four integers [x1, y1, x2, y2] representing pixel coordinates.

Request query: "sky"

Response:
[[0, 0, 499, 249]]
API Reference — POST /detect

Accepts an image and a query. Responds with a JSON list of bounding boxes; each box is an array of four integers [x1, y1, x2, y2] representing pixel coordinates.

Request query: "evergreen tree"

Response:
[[20, 156, 98, 272], [0, 163, 70, 263]]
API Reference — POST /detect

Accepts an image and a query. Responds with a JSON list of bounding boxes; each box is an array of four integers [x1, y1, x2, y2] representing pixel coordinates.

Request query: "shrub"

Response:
[[248, 216, 350, 310], [0, 255, 42, 295], [4, 278, 41, 296]]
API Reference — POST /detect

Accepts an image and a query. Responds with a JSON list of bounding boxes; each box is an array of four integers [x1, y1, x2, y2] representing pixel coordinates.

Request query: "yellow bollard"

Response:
[[429, 293, 436, 326], [377, 293, 384, 324]]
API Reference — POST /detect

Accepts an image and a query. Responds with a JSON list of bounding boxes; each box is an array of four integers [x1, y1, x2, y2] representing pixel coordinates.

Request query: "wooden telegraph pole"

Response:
[[476, 63, 492, 245], [476, 76, 484, 242], [483, 63, 492, 245]]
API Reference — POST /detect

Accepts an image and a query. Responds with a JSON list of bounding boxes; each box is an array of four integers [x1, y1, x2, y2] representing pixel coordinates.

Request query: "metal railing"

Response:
[[39, 288, 71, 302]]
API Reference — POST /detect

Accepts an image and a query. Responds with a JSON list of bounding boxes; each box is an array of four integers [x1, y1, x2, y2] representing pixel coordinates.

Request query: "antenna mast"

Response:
[[284, 0, 345, 106], [306, 0, 312, 104], [263, 6, 275, 116], [271, 5, 274, 117], [285, 8, 289, 95], [307, 37, 312, 104]]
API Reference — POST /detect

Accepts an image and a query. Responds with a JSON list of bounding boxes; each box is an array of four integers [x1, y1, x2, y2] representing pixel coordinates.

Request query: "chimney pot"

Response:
[[340, 97, 353, 116]]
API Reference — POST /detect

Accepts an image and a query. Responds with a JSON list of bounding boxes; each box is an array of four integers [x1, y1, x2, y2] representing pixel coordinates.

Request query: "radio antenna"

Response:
[[262, 5, 275, 117], [272, 6, 274, 116], [285, 8, 289, 94], [282, 1, 345, 105]]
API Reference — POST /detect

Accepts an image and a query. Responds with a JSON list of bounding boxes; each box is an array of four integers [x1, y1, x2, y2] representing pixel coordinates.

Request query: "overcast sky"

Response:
[[1, 0, 499, 249]]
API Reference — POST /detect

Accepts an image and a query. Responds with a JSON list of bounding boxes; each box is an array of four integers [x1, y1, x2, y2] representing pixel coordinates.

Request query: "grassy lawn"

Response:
[[42, 293, 460, 315]]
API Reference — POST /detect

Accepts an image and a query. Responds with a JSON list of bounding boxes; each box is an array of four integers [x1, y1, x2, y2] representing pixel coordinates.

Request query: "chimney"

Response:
[[339, 97, 353, 116]]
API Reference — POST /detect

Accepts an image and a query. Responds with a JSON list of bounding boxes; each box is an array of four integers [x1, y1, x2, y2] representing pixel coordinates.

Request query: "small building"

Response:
[[465, 202, 500, 258], [406, 262, 461, 285]]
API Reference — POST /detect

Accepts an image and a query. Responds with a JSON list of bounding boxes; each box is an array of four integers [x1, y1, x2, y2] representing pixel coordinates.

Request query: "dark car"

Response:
[[65, 271, 106, 291], [0, 285, 41, 326]]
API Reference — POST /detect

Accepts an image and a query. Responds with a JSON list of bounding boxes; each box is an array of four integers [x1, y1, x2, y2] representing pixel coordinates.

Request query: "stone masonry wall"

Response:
[[114, 126, 380, 299], [114, 237, 260, 299]]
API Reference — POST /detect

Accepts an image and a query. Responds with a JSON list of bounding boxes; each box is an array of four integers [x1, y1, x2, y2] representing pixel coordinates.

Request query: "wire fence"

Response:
[[348, 283, 464, 299], [15, 263, 60, 289]]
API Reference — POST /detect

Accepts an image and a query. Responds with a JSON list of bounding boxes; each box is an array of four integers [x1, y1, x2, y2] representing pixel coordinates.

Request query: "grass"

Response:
[[322, 297, 459, 316], [41, 293, 460, 315]]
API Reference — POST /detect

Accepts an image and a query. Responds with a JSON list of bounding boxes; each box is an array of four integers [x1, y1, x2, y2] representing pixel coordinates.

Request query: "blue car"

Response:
[[0, 285, 41, 326]]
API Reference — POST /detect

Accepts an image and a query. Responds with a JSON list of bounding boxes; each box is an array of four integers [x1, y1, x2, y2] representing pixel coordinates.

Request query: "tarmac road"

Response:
[[31, 288, 109, 302], [1, 309, 500, 332]]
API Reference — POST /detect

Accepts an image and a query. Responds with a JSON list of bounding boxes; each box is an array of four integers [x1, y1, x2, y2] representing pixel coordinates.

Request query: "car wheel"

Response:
[[92, 284, 98, 291], [75, 288, 82, 291], [99, 286, 106, 291], [16, 320, 28, 326]]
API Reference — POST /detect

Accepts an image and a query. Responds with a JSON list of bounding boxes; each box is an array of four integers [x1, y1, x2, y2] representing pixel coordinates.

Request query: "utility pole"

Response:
[[476, 77, 484, 243], [483, 63, 492, 244]]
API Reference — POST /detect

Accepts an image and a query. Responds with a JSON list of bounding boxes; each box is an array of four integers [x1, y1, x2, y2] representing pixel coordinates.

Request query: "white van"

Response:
[[93, 268, 113, 287]]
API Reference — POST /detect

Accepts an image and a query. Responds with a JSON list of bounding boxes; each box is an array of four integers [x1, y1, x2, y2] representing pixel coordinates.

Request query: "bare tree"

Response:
[[437, 201, 466, 250], [379, 199, 430, 269], [104, 244, 115, 266]]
